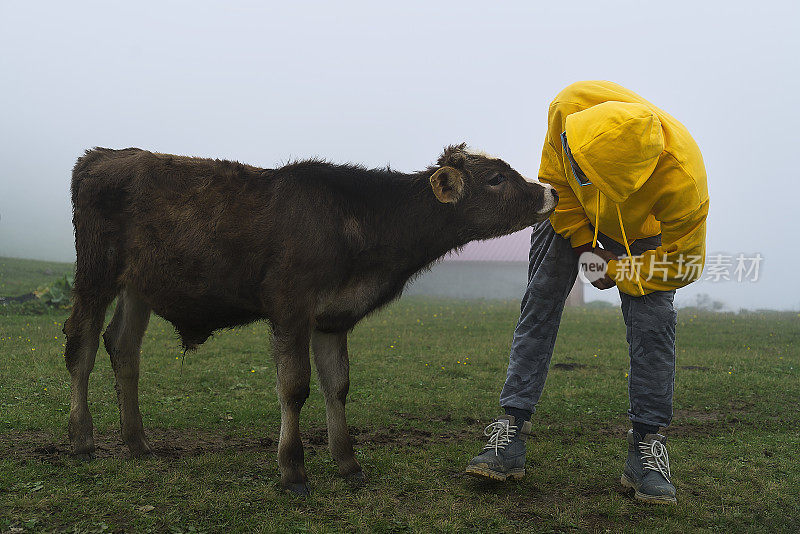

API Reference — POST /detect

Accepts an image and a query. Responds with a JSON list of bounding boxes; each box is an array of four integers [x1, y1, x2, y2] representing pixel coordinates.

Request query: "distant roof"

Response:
[[446, 228, 531, 262]]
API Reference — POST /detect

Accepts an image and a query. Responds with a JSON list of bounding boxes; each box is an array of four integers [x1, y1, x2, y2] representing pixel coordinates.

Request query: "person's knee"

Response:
[[630, 292, 676, 329]]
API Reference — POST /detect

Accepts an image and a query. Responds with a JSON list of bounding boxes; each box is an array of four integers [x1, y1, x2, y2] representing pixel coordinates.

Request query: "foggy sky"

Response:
[[1, 1, 798, 309]]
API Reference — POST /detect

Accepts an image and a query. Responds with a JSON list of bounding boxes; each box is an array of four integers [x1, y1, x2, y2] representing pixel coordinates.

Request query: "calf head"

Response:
[[429, 143, 558, 240]]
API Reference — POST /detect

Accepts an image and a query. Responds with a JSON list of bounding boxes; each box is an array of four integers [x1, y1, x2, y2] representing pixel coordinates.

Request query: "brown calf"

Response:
[[64, 144, 557, 494]]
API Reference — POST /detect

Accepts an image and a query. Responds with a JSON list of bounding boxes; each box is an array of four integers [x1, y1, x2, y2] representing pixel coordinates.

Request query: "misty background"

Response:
[[1, 1, 797, 310]]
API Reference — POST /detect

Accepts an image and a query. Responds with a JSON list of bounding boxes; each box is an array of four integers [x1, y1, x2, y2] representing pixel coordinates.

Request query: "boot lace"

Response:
[[482, 420, 517, 454], [639, 438, 671, 483]]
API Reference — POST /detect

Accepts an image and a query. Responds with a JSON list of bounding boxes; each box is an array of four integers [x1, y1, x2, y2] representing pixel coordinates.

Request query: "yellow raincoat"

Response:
[[539, 80, 709, 296]]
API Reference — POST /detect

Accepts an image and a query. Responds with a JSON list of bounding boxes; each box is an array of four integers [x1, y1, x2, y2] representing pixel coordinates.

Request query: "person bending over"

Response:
[[466, 80, 709, 505]]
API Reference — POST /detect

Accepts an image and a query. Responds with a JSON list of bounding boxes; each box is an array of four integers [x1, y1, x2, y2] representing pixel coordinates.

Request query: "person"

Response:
[[465, 81, 709, 505]]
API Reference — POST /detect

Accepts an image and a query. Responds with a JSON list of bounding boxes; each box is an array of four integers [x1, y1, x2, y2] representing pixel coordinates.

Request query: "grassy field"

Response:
[[0, 258, 74, 297], [1, 259, 798, 533]]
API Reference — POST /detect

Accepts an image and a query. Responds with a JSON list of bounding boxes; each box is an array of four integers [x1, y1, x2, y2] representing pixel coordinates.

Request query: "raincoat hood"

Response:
[[565, 101, 665, 204], [538, 81, 708, 297]]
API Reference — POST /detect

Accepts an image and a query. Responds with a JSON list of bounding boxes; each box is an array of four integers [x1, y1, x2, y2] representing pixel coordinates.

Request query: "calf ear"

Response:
[[430, 166, 464, 203]]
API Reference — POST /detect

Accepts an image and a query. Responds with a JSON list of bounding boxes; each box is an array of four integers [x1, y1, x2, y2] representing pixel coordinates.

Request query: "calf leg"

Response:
[[273, 325, 312, 494], [103, 288, 152, 456], [64, 295, 110, 458], [311, 330, 362, 480]]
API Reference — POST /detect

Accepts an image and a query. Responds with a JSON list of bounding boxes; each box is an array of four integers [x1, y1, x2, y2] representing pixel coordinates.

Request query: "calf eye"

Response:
[[487, 173, 506, 186]]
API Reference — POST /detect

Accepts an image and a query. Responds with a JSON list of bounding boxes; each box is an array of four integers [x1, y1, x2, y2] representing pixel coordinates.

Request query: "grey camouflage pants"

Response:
[[499, 221, 677, 428]]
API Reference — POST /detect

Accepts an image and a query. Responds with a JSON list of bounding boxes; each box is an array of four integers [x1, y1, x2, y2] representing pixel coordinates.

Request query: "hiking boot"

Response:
[[465, 415, 532, 481], [620, 429, 677, 504]]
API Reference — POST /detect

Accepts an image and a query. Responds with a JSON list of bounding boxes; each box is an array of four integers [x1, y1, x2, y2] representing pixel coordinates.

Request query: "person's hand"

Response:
[[592, 247, 618, 264], [590, 247, 618, 289]]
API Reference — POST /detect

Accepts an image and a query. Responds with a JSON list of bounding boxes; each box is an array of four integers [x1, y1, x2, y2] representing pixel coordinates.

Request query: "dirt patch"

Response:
[[585, 406, 752, 440], [666, 408, 746, 437], [593, 421, 631, 439], [0, 405, 757, 463], [0, 429, 269, 463], [0, 424, 475, 463], [673, 408, 728, 423]]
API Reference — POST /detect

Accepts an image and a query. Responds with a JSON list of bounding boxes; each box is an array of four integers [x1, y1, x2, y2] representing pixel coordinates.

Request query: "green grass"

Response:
[[0, 257, 74, 296], [1, 261, 798, 532]]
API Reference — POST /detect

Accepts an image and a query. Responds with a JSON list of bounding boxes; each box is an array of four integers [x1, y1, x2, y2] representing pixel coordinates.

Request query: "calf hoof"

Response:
[[68, 419, 95, 459], [129, 446, 152, 458], [69, 437, 96, 461], [283, 482, 311, 497], [125, 436, 152, 458], [344, 470, 367, 486]]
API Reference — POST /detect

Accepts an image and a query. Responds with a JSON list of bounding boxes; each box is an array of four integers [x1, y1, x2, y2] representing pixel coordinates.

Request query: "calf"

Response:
[[64, 143, 557, 494]]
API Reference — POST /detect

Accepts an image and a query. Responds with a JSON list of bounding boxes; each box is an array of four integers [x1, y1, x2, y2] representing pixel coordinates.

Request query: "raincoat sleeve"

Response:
[[608, 184, 709, 296], [538, 140, 594, 248]]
